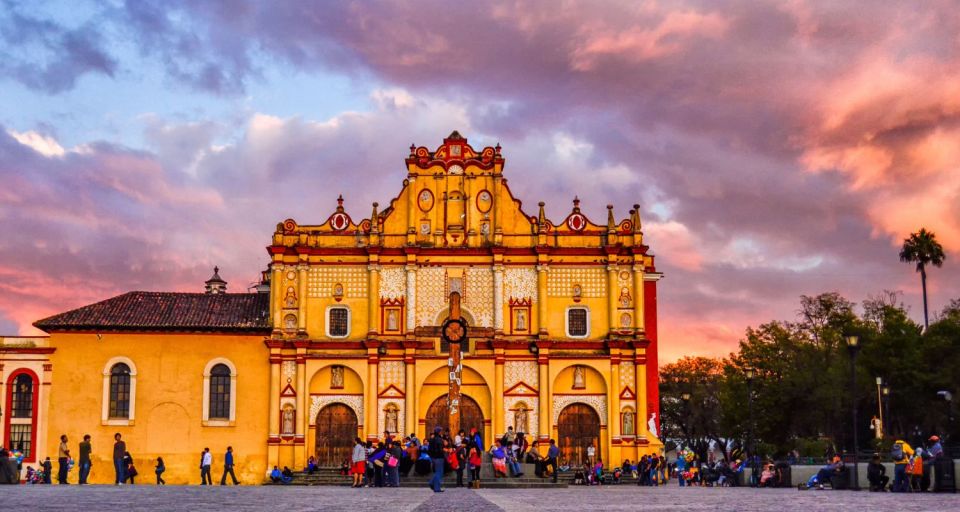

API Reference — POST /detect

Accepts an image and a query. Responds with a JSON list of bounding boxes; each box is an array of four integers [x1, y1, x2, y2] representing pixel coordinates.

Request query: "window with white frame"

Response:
[[101, 357, 137, 425], [565, 307, 590, 338], [202, 358, 237, 426], [327, 306, 350, 338]]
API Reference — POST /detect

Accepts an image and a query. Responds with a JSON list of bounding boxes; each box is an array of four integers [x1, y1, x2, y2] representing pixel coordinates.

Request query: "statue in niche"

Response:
[[623, 410, 635, 436], [282, 405, 295, 435], [514, 404, 529, 434], [386, 309, 399, 331], [284, 314, 297, 332], [384, 405, 399, 434], [573, 365, 586, 389], [284, 286, 298, 308], [331, 366, 344, 388], [648, 412, 658, 438], [515, 309, 527, 331], [619, 287, 632, 308]]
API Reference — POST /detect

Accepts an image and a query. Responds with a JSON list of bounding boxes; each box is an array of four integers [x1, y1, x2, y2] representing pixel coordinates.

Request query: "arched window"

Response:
[[209, 364, 231, 420], [202, 358, 237, 426], [101, 357, 137, 425], [109, 363, 131, 419], [11, 373, 34, 418]]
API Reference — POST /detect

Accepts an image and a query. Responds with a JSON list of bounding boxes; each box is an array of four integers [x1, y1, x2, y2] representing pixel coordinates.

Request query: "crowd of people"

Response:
[[333, 427, 563, 491], [0, 432, 242, 486]]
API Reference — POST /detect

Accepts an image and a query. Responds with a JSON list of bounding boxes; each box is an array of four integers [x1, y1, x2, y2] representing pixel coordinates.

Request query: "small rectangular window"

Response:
[[329, 308, 349, 337], [568, 308, 588, 337]]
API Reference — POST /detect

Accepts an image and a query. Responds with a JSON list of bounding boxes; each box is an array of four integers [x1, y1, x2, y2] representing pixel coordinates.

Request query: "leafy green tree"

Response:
[[899, 228, 946, 329]]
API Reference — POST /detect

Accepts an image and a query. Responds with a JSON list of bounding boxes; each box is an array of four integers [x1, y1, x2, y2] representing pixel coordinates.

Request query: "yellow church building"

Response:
[[3, 132, 663, 484]]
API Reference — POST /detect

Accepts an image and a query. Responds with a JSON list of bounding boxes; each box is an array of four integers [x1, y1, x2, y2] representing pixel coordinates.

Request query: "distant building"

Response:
[[17, 132, 662, 483]]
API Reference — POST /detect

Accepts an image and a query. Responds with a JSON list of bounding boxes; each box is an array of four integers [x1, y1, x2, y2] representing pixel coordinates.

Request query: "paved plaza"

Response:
[[3, 485, 958, 511]]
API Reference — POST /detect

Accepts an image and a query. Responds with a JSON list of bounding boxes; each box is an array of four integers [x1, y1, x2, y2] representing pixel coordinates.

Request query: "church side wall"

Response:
[[45, 332, 269, 484]]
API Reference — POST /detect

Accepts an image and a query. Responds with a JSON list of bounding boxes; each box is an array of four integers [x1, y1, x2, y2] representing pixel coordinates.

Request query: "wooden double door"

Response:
[[315, 404, 358, 466], [557, 403, 601, 466], [424, 394, 484, 440]]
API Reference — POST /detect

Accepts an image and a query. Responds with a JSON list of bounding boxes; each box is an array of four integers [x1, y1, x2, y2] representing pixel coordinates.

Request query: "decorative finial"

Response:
[[495, 142, 501, 154], [214, 266, 219, 274], [337, 194, 344, 206]]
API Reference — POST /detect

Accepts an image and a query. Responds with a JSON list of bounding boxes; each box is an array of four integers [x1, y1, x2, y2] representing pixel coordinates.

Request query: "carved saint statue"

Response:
[[284, 286, 297, 308], [619, 287, 632, 308], [870, 415, 883, 440], [573, 365, 586, 389], [282, 406, 295, 435], [514, 405, 529, 434], [384, 405, 399, 434], [331, 366, 344, 388], [648, 412, 658, 438], [623, 410, 635, 436], [386, 309, 399, 331], [516, 309, 527, 331]]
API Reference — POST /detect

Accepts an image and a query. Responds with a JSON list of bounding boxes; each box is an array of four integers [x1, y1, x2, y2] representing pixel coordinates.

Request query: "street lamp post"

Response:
[[875, 377, 884, 438], [881, 385, 890, 434], [680, 392, 692, 451], [745, 367, 756, 486], [846, 335, 861, 491]]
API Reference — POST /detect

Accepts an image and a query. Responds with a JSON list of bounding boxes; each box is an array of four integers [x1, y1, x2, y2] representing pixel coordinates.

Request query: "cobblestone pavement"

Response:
[[4, 484, 960, 511]]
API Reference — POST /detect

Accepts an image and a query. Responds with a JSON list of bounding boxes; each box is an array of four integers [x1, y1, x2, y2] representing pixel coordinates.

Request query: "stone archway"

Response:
[[557, 403, 601, 466], [314, 403, 358, 466], [424, 394, 484, 440]]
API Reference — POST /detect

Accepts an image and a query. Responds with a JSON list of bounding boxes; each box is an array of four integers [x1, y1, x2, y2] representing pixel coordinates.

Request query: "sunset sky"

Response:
[[1, 1, 958, 362]]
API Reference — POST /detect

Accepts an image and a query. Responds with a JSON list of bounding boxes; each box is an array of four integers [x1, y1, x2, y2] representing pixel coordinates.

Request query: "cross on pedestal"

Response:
[[441, 292, 467, 436]]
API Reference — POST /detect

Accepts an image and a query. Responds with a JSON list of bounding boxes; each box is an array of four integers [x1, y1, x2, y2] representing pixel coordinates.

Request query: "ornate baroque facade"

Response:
[[11, 132, 662, 483]]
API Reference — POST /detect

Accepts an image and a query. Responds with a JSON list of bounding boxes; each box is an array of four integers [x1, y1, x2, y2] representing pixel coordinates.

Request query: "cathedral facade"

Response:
[[5, 132, 662, 483]]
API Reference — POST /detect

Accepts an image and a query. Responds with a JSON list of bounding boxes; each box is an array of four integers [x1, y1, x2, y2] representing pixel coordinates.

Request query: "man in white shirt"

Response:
[[201, 447, 213, 485]]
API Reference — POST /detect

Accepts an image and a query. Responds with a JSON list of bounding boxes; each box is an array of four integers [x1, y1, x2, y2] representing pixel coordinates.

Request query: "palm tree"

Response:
[[899, 228, 946, 329]]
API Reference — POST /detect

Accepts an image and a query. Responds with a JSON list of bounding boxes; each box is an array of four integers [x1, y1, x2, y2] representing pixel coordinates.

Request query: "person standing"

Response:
[[546, 439, 560, 483], [78, 435, 92, 485], [112, 433, 126, 485], [123, 451, 137, 484], [351, 437, 366, 488], [57, 434, 71, 484], [155, 457, 166, 485], [389, 440, 403, 487], [220, 446, 239, 485], [428, 428, 445, 493], [891, 438, 914, 492], [587, 442, 596, 468], [201, 447, 213, 485]]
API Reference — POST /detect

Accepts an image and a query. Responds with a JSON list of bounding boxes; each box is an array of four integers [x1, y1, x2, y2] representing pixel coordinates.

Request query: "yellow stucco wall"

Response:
[[44, 332, 269, 484]]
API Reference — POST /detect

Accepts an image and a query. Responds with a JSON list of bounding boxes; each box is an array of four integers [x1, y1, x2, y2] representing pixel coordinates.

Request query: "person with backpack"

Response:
[[891, 438, 914, 492], [467, 441, 483, 488]]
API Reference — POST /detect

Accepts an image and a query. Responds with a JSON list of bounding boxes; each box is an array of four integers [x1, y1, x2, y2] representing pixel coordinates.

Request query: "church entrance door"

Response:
[[315, 404, 358, 466], [557, 403, 600, 466], [424, 394, 483, 440]]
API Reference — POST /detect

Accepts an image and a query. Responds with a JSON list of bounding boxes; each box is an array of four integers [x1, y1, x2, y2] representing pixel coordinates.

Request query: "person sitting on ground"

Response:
[[867, 454, 889, 492], [307, 456, 318, 475], [490, 440, 509, 478], [803, 456, 843, 490], [270, 465, 284, 484], [759, 463, 775, 487], [504, 443, 523, 477], [593, 458, 604, 485], [573, 464, 586, 485], [281, 466, 294, 484], [612, 465, 623, 484], [415, 448, 432, 476]]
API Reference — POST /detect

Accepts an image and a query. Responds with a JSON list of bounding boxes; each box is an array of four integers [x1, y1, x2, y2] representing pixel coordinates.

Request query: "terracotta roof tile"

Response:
[[34, 291, 271, 333]]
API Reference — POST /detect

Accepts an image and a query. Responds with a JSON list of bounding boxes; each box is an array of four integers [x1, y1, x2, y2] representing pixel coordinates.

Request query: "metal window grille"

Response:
[[209, 364, 231, 420], [329, 308, 349, 337], [109, 363, 131, 419], [568, 309, 588, 337], [9, 424, 32, 458]]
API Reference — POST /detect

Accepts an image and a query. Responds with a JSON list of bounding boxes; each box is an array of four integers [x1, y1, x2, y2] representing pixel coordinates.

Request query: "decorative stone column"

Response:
[[404, 352, 416, 438], [368, 264, 380, 334], [633, 264, 645, 333], [493, 264, 504, 332], [294, 349, 307, 466], [272, 264, 284, 330], [494, 352, 505, 437], [607, 263, 618, 335], [537, 349, 550, 442], [636, 353, 649, 439], [367, 352, 379, 440], [297, 263, 308, 335], [609, 354, 622, 462], [405, 265, 417, 333], [536, 265, 549, 336]]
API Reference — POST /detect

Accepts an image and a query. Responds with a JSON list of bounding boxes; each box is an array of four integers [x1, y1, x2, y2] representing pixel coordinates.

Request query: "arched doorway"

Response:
[[424, 394, 484, 439], [315, 404, 358, 466], [557, 403, 600, 466]]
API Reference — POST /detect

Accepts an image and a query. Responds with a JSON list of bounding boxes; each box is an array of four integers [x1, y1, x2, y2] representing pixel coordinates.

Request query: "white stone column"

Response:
[[405, 265, 417, 333], [633, 265, 645, 333], [493, 265, 504, 331]]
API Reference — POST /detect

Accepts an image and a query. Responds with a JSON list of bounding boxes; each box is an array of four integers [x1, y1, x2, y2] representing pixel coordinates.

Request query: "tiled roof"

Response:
[[34, 291, 271, 333]]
